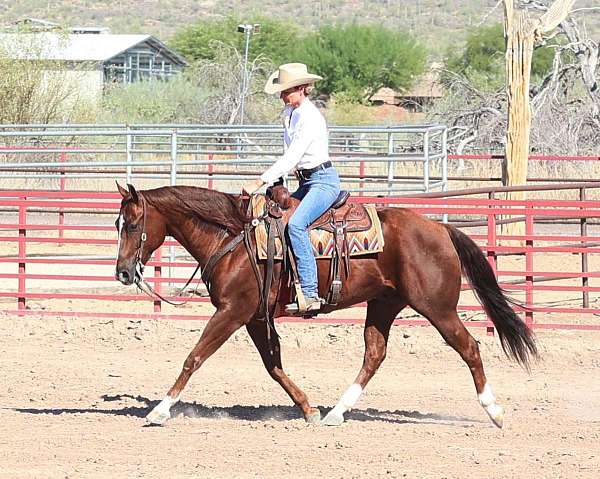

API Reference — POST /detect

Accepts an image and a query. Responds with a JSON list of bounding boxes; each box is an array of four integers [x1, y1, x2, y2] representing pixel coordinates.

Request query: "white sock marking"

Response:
[[478, 383, 496, 407], [330, 383, 363, 417], [478, 383, 503, 421], [154, 394, 181, 415]]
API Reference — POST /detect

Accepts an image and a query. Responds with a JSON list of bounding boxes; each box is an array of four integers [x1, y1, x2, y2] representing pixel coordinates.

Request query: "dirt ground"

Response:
[[1, 211, 599, 478], [1, 312, 599, 479]]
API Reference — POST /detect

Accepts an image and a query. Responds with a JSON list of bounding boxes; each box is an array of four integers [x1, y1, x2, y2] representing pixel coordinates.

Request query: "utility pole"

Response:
[[237, 23, 261, 125]]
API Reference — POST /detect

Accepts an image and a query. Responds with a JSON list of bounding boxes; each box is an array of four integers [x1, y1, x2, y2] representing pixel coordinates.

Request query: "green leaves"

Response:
[[169, 15, 300, 66], [170, 20, 427, 102], [295, 24, 427, 101], [444, 23, 568, 91]]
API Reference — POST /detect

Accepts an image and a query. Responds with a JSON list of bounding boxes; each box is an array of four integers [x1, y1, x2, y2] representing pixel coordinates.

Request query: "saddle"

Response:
[[261, 184, 374, 309], [267, 185, 372, 233]]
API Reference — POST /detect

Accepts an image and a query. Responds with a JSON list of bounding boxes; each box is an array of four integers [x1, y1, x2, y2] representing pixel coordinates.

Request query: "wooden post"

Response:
[[502, 0, 575, 242]]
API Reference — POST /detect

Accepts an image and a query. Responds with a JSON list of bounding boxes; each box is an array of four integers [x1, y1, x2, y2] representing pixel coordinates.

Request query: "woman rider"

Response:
[[242, 63, 341, 313]]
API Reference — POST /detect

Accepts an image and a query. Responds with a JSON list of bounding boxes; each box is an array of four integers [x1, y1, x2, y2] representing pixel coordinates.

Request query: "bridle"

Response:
[[119, 193, 201, 306], [118, 190, 278, 351], [133, 193, 148, 282], [119, 192, 267, 308]]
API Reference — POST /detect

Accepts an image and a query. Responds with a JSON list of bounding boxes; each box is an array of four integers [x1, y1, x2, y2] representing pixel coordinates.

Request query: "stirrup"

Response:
[[285, 296, 325, 314]]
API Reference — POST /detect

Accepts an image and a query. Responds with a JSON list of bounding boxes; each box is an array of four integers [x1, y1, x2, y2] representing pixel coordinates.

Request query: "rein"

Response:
[[129, 193, 269, 313], [128, 193, 203, 307]]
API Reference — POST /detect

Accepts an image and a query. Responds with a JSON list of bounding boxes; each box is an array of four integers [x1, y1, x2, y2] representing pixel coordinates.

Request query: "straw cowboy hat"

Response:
[[264, 63, 323, 95]]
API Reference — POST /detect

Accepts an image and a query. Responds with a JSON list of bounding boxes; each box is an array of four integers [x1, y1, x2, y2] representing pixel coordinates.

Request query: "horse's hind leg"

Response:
[[417, 305, 504, 428], [146, 307, 248, 425], [245, 320, 321, 424], [322, 298, 405, 426]]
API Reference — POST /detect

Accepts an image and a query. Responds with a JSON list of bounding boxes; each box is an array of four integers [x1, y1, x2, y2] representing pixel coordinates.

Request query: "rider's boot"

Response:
[[285, 296, 325, 314]]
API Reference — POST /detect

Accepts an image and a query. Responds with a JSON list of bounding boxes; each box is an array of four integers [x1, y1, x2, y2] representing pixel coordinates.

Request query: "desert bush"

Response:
[[0, 33, 98, 125]]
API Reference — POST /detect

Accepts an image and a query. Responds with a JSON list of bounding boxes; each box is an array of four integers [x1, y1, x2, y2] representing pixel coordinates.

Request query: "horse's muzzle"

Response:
[[115, 267, 140, 285], [116, 269, 132, 285]]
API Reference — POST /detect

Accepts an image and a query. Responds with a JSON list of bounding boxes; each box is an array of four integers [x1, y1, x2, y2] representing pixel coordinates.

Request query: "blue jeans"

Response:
[[288, 166, 341, 298]]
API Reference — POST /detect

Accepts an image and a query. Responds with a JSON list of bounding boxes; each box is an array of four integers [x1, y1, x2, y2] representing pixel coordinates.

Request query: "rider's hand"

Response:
[[242, 178, 265, 195]]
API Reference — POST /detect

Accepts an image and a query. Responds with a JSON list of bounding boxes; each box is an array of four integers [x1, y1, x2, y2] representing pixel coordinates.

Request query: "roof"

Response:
[[12, 18, 59, 29], [0, 32, 187, 65]]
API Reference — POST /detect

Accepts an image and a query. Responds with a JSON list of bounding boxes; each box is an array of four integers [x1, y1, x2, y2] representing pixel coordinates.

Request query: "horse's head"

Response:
[[115, 183, 166, 285]]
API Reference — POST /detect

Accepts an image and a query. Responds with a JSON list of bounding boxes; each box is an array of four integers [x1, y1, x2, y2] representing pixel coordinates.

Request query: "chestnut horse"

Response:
[[114, 183, 537, 428]]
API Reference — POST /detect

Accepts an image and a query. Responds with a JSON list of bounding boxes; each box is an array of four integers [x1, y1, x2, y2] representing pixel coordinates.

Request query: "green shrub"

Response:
[[295, 24, 427, 101]]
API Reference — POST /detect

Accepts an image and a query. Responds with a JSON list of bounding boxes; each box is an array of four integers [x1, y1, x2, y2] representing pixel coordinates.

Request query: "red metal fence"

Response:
[[1, 188, 599, 330]]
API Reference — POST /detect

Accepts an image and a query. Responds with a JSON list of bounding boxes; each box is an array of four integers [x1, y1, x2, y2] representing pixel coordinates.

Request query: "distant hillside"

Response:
[[1, 1, 598, 58]]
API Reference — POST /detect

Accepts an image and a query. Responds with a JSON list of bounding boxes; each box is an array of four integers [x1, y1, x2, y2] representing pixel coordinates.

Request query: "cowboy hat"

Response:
[[264, 63, 323, 95]]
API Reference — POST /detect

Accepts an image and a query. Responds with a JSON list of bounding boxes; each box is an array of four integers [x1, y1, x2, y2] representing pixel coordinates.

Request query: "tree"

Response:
[[445, 23, 566, 90], [503, 0, 575, 189], [0, 33, 96, 125], [429, 3, 599, 160], [169, 15, 301, 66], [295, 24, 427, 101]]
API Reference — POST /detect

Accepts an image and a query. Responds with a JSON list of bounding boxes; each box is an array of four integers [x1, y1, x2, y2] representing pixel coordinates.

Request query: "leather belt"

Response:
[[297, 160, 332, 180]]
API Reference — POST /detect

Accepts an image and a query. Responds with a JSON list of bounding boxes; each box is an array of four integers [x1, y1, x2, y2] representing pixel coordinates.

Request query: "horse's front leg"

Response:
[[146, 307, 248, 425], [245, 320, 321, 424]]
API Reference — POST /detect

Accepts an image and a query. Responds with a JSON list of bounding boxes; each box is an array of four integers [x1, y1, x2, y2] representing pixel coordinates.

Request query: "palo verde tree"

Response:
[[295, 24, 427, 101]]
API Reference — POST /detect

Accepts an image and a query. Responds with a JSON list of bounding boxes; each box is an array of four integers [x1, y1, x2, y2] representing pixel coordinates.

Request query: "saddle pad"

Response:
[[252, 196, 385, 260]]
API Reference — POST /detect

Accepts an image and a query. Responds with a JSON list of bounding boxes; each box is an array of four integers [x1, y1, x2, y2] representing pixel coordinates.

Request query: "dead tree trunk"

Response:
[[502, 0, 575, 241]]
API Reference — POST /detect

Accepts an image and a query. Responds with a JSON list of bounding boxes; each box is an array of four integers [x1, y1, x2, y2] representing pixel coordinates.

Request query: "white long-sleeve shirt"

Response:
[[260, 98, 330, 185]]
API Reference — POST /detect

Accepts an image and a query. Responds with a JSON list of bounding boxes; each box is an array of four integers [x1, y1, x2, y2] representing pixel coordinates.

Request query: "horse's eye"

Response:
[[127, 223, 138, 233]]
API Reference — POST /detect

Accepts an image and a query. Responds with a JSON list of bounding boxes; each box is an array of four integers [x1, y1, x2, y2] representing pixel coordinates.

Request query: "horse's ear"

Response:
[[116, 181, 129, 199], [127, 183, 139, 203]]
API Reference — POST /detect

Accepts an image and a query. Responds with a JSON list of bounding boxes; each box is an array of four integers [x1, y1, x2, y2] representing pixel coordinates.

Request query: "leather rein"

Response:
[[125, 193, 271, 321]]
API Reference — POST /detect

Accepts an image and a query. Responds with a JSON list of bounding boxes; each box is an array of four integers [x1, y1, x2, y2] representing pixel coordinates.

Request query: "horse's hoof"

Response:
[[490, 409, 504, 429], [321, 410, 344, 426], [305, 408, 321, 424], [486, 404, 504, 429], [146, 407, 171, 426]]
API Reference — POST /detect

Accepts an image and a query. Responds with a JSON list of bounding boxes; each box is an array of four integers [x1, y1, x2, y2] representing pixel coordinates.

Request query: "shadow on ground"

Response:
[[7, 393, 483, 427]]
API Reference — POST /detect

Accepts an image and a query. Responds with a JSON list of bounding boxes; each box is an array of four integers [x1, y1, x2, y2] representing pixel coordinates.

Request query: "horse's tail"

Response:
[[445, 225, 538, 369]]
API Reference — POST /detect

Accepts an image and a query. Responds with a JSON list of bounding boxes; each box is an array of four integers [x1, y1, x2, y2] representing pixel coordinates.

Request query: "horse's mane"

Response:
[[143, 186, 247, 234]]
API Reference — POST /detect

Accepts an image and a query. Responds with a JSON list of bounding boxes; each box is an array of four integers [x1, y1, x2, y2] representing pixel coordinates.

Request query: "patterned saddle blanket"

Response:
[[252, 194, 384, 260]]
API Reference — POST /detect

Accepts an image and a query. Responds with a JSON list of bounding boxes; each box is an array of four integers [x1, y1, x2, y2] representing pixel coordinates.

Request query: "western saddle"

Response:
[[261, 184, 372, 313]]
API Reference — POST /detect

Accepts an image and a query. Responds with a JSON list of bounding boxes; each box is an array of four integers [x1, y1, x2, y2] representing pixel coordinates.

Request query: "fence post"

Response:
[[580, 187, 589, 308], [170, 129, 178, 186], [486, 191, 497, 335], [525, 206, 534, 328], [18, 197, 27, 314], [441, 128, 448, 223], [423, 131, 430, 193], [169, 129, 178, 285], [359, 159, 365, 197], [126, 127, 133, 183], [386, 132, 395, 195], [207, 153, 214, 190], [154, 246, 162, 313], [441, 127, 448, 192], [58, 151, 66, 245]]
